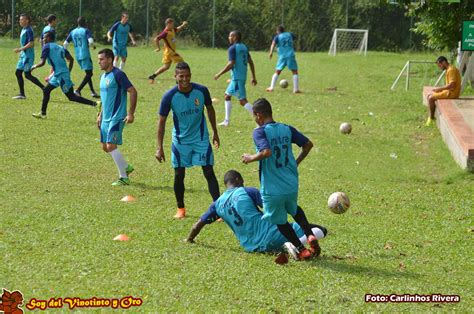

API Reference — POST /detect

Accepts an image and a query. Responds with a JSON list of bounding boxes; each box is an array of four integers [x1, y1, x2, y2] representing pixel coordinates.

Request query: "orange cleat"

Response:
[[307, 235, 321, 257], [298, 248, 313, 260], [174, 207, 186, 219]]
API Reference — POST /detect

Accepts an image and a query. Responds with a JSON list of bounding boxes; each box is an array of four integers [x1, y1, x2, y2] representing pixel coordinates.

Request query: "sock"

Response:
[[270, 73, 279, 89], [243, 103, 253, 114], [109, 149, 128, 178], [299, 227, 326, 244], [277, 223, 303, 249], [119, 61, 125, 70], [293, 74, 299, 92], [224, 100, 232, 121]]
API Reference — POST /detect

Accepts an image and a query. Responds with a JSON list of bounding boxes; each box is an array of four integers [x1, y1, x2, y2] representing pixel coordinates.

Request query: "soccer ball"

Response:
[[339, 122, 352, 134], [279, 79, 289, 88], [328, 192, 350, 214]]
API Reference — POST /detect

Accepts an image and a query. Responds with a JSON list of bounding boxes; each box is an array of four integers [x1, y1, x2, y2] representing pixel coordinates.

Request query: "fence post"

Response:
[[79, 0, 82, 17], [212, 0, 216, 48], [146, 0, 150, 46], [11, 0, 15, 38]]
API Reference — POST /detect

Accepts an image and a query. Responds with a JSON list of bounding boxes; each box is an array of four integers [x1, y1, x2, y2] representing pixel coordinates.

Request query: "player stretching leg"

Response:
[[97, 49, 137, 186], [242, 98, 318, 260], [266, 25, 301, 93], [214, 31, 257, 127], [156, 62, 220, 219]]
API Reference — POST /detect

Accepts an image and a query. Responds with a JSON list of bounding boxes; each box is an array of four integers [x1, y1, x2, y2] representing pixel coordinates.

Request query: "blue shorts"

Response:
[[78, 58, 93, 71], [171, 140, 214, 168], [16, 55, 33, 72], [261, 192, 298, 225], [265, 222, 304, 252], [276, 56, 298, 71], [225, 79, 247, 100], [48, 72, 74, 93], [113, 45, 127, 58], [100, 119, 125, 145]]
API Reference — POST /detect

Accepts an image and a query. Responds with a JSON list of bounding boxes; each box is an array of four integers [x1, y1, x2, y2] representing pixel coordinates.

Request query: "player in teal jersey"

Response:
[[12, 14, 44, 100], [97, 48, 137, 186], [156, 62, 220, 219], [30, 32, 98, 119], [214, 30, 257, 127], [241, 98, 318, 260], [64, 17, 99, 98], [107, 12, 136, 70], [267, 26, 301, 93], [186, 170, 326, 258]]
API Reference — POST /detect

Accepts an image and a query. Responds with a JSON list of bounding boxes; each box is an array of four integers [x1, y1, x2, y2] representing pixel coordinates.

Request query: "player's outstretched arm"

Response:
[[156, 115, 167, 163], [125, 86, 137, 124], [176, 21, 188, 32], [185, 220, 206, 243], [205, 104, 220, 148], [214, 60, 235, 80], [296, 140, 313, 166], [248, 54, 257, 86], [31, 58, 46, 71], [242, 149, 271, 164], [107, 31, 113, 42]]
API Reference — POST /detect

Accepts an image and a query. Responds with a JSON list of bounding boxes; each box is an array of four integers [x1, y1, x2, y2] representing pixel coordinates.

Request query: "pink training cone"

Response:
[[121, 195, 136, 202], [113, 234, 130, 241]]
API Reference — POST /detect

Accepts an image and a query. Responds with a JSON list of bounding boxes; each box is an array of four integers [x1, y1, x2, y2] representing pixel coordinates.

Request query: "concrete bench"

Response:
[[422, 86, 474, 171]]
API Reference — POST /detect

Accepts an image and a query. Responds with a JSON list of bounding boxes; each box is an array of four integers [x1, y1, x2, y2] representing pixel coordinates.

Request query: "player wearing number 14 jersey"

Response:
[[241, 98, 319, 260]]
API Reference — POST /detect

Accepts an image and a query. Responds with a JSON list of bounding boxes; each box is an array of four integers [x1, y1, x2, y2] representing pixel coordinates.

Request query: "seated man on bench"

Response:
[[426, 56, 461, 127]]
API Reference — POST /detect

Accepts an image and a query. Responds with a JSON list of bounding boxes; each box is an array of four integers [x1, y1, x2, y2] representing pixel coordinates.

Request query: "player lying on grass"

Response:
[[186, 170, 326, 260]]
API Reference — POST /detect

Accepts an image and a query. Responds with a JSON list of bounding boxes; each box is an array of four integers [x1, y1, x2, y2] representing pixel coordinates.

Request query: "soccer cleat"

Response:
[[12, 95, 26, 100], [425, 117, 434, 127], [32, 112, 47, 119], [307, 235, 321, 257], [293, 90, 302, 94], [74, 89, 81, 96], [174, 207, 186, 219], [274, 252, 289, 265], [126, 164, 134, 176], [265, 87, 274, 92], [283, 242, 299, 261], [91, 92, 100, 99], [218, 120, 229, 127], [297, 248, 313, 260], [111, 177, 130, 186]]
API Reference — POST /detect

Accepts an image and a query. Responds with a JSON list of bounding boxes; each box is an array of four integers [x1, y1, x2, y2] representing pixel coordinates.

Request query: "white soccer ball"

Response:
[[339, 122, 352, 134], [279, 79, 289, 88], [328, 192, 350, 214]]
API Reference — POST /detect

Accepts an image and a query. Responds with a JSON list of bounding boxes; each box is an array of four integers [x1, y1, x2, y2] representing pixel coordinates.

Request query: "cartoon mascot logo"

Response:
[[0, 289, 24, 314]]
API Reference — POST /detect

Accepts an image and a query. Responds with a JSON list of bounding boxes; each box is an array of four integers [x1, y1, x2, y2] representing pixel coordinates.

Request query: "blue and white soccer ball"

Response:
[[328, 192, 350, 214]]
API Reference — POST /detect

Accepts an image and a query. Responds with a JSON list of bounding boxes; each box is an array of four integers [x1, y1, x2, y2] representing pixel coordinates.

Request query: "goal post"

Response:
[[329, 28, 368, 56]]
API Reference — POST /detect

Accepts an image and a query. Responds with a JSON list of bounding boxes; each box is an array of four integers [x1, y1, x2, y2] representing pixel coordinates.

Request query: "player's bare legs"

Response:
[[148, 62, 171, 84]]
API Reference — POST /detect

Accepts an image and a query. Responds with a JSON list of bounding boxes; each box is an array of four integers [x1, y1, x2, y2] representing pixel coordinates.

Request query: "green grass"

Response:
[[1, 38, 473, 312]]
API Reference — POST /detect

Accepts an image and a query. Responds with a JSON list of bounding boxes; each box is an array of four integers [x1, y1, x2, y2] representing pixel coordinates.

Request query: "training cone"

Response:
[[274, 252, 289, 265], [113, 234, 130, 241], [121, 195, 136, 202]]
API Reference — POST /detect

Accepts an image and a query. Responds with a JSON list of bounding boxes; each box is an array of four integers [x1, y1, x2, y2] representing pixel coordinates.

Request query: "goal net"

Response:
[[328, 29, 368, 56]]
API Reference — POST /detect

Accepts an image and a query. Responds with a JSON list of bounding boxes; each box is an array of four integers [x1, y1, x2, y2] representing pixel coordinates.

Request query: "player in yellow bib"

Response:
[[425, 56, 461, 126], [148, 18, 187, 84]]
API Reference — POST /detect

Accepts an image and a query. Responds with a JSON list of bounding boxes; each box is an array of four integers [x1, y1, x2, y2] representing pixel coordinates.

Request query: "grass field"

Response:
[[1, 38, 473, 312]]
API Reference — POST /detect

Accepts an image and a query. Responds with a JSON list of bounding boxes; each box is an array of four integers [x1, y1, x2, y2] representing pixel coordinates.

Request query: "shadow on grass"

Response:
[[132, 182, 175, 191], [311, 255, 421, 279]]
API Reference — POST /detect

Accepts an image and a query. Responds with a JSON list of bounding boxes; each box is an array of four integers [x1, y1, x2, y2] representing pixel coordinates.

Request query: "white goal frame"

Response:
[[328, 28, 368, 56]]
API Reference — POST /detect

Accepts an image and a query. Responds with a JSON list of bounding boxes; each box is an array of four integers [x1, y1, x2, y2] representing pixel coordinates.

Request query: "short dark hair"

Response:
[[175, 62, 191, 72], [224, 170, 244, 186], [252, 98, 272, 116], [19, 13, 30, 22], [98, 48, 114, 60], [43, 31, 53, 41], [436, 56, 448, 64], [46, 14, 56, 23], [277, 25, 285, 33], [231, 30, 242, 41], [77, 16, 86, 27]]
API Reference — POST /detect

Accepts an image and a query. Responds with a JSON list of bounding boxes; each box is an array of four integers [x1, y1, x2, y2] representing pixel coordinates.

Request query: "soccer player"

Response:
[[30, 32, 98, 119], [107, 12, 136, 70], [148, 18, 188, 84], [12, 13, 44, 100], [97, 48, 138, 186], [156, 62, 220, 219], [214, 30, 257, 127], [241, 98, 317, 260], [186, 170, 327, 258], [425, 56, 461, 127], [266, 25, 301, 93], [64, 16, 99, 98]]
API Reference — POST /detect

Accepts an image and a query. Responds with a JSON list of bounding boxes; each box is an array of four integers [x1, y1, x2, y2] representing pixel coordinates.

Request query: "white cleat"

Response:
[[12, 95, 26, 100], [218, 120, 229, 127], [283, 242, 299, 261]]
